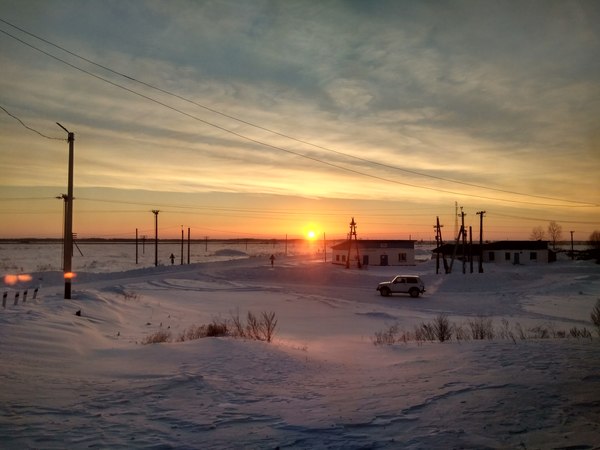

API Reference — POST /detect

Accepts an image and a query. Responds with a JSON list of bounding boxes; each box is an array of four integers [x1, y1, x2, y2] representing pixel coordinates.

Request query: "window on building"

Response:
[[336, 255, 340, 262], [505, 252, 511, 261], [398, 253, 407, 262], [489, 252, 495, 261], [530, 252, 537, 260]]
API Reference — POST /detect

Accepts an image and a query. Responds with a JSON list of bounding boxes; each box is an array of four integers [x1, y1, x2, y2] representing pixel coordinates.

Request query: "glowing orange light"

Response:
[[64, 272, 77, 280], [3, 274, 32, 285], [307, 230, 316, 240], [4, 275, 18, 286]]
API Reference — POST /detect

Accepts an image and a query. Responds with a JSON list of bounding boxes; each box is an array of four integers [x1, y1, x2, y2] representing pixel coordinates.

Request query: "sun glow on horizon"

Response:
[[307, 230, 316, 240]]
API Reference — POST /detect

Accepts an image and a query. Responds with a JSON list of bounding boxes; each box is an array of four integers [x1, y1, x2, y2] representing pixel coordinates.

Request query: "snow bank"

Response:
[[1, 254, 599, 448]]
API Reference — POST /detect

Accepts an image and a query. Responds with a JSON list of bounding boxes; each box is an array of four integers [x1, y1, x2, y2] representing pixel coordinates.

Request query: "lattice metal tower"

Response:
[[346, 217, 362, 269]]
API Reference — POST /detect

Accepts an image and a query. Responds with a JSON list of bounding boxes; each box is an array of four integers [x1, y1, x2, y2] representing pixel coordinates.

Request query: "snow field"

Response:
[[1, 251, 599, 449]]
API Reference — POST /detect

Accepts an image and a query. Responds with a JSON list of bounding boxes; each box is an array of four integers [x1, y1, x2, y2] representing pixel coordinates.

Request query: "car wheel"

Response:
[[380, 287, 390, 297], [409, 288, 420, 298]]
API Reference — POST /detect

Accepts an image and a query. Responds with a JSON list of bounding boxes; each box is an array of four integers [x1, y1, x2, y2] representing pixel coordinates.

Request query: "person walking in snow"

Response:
[[269, 254, 275, 267], [169, 253, 175, 265]]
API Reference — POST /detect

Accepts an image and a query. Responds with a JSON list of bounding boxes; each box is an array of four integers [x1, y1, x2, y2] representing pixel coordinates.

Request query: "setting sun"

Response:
[[307, 230, 316, 240]]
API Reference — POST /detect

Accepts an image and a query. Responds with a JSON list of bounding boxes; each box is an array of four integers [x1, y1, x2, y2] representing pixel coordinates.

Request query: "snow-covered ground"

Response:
[[1, 245, 599, 449]]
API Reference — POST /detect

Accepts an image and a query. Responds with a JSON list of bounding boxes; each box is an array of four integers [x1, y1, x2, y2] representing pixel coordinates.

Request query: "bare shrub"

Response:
[[591, 299, 600, 337], [260, 311, 278, 343], [244, 311, 278, 342], [415, 322, 436, 342], [122, 290, 140, 301], [528, 325, 550, 339], [433, 314, 452, 342], [570, 327, 592, 339], [177, 324, 207, 342], [246, 311, 262, 340], [142, 329, 171, 344], [206, 319, 229, 337], [514, 322, 527, 340], [497, 319, 516, 343], [373, 324, 399, 345], [453, 323, 470, 342], [230, 309, 246, 338], [468, 316, 494, 340]]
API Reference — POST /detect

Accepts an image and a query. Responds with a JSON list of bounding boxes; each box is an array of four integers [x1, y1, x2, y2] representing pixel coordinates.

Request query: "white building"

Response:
[[331, 240, 416, 266], [434, 240, 555, 265]]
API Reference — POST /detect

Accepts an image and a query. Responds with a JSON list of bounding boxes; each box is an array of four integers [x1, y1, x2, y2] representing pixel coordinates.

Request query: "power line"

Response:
[[1, 16, 593, 207], [489, 211, 598, 225], [0, 104, 65, 140], [1, 23, 598, 208]]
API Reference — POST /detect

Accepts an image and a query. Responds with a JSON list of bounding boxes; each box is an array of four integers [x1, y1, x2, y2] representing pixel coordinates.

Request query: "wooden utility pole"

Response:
[[136, 228, 139, 264], [152, 210, 160, 266], [187, 228, 191, 264], [469, 226, 473, 273], [180, 226, 184, 265], [476, 211, 486, 273], [460, 208, 467, 274], [570, 231, 574, 260], [449, 224, 464, 274], [57, 123, 74, 299]]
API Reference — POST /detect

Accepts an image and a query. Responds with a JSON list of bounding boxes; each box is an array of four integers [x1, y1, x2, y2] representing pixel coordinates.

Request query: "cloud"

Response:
[[0, 0, 599, 240]]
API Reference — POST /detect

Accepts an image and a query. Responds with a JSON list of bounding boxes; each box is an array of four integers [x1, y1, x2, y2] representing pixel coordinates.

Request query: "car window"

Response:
[[407, 277, 418, 283]]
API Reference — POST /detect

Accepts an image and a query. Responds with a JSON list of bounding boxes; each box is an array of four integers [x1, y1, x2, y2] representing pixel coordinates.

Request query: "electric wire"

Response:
[[0, 104, 65, 140], [1, 17, 593, 207], [0, 18, 598, 206], [1, 22, 597, 209]]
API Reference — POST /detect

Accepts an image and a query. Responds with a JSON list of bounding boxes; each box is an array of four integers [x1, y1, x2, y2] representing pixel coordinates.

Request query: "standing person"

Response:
[[169, 253, 175, 265], [269, 254, 275, 267]]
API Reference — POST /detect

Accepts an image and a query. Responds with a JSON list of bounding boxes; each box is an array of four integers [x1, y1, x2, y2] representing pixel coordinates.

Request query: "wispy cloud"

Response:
[[0, 0, 598, 238]]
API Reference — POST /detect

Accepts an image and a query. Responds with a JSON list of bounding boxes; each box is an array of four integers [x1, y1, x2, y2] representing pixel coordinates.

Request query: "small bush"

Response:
[[206, 320, 229, 337], [514, 322, 527, 340], [177, 324, 207, 342], [468, 316, 494, 340], [260, 311, 278, 343], [373, 324, 399, 345], [433, 314, 452, 342], [415, 322, 436, 342], [122, 290, 140, 301], [142, 330, 172, 344], [173, 311, 277, 344], [569, 327, 592, 339], [230, 309, 246, 338], [453, 323, 470, 341], [245, 311, 278, 342], [528, 325, 550, 339]]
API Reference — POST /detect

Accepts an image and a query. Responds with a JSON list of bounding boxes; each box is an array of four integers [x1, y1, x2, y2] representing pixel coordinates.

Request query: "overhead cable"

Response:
[[0, 22, 597, 208]]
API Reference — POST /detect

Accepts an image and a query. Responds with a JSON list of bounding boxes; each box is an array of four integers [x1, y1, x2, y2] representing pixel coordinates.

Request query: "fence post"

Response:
[[23, 289, 28, 303], [14, 292, 19, 306], [2, 292, 6, 308], [33, 287, 39, 299]]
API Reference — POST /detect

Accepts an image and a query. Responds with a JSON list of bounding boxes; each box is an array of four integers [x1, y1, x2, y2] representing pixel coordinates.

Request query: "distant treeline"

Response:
[[1, 238, 328, 244]]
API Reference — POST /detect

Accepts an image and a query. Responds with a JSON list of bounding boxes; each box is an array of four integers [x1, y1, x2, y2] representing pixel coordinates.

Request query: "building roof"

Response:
[[433, 240, 549, 253], [332, 240, 414, 250]]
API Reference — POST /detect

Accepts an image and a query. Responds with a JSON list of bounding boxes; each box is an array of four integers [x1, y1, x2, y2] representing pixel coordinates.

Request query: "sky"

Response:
[[0, 0, 599, 241]]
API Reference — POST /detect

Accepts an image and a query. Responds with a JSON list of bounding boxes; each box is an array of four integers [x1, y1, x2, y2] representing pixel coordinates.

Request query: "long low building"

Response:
[[331, 240, 416, 266], [433, 240, 556, 264]]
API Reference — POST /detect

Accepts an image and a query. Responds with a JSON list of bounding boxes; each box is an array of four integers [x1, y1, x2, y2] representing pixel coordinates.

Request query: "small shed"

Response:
[[331, 240, 415, 266]]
